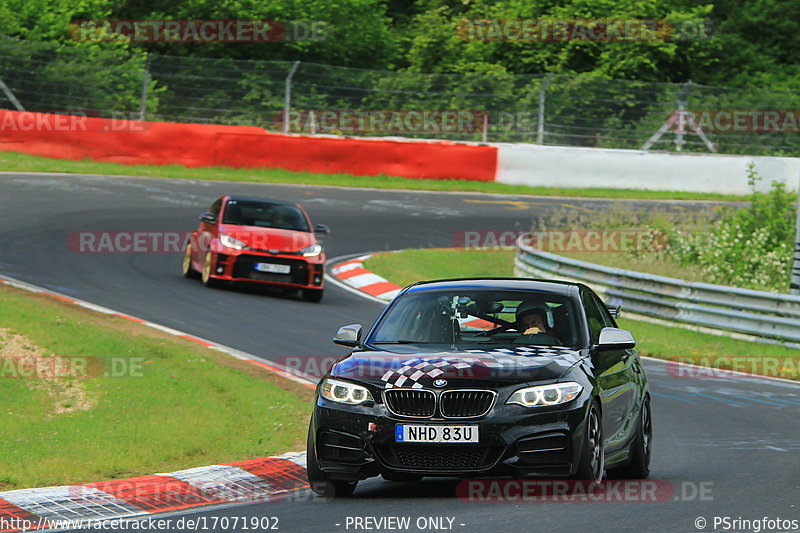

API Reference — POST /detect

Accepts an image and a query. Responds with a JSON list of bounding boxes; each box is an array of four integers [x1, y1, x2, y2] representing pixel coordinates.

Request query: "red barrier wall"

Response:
[[0, 111, 497, 182]]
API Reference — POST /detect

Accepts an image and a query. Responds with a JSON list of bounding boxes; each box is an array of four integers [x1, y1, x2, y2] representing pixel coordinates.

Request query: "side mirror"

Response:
[[333, 324, 362, 347], [595, 327, 635, 352], [314, 224, 330, 235], [606, 305, 621, 318], [199, 212, 216, 224]]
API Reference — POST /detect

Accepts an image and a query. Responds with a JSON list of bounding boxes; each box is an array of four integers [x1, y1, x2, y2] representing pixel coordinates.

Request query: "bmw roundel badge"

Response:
[[433, 379, 447, 387]]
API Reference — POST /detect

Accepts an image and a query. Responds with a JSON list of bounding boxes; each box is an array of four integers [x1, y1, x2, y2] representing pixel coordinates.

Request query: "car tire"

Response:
[[574, 402, 604, 484], [301, 288, 324, 303], [182, 244, 199, 279], [201, 251, 220, 288], [382, 472, 423, 483], [306, 429, 357, 497], [608, 396, 651, 479]]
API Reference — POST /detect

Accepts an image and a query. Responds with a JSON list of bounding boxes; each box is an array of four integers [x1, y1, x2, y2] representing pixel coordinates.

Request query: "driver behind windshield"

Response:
[[514, 303, 560, 345]]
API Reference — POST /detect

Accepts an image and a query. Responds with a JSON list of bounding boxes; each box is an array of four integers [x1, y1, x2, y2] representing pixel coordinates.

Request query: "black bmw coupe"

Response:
[[307, 278, 652, 496]]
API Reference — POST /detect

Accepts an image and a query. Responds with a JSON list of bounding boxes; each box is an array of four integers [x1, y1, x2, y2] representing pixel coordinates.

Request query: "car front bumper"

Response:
[[208, 250, 324, 290], [310, 397, 592, 481]]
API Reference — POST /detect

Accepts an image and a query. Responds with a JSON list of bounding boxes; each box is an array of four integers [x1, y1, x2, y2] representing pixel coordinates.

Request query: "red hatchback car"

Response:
[[182, 195, 329, 302]]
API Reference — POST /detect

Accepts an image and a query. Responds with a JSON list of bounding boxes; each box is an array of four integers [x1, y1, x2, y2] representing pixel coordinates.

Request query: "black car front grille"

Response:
[[232, 255, 308, 284], [376, 444, 500, 471], [440, 390, 495, 418], [318, 430, 364, 462], [384, 389, 436, 417]]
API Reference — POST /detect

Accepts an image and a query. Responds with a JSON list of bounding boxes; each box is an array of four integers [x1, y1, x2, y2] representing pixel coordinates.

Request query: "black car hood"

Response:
[[331, 346, 587, 388]]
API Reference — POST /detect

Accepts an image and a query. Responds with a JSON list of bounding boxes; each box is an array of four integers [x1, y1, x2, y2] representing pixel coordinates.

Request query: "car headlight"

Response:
[[320, 378, 373, 405], [300, 243, 322, 257], [507, 382, 583, 407], [219, 234, 248, 250]]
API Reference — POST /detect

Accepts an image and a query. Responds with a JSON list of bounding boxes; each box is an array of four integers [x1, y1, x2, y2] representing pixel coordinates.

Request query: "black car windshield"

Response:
[[222, 199, 309, 231], [368, 289, 580, 349]]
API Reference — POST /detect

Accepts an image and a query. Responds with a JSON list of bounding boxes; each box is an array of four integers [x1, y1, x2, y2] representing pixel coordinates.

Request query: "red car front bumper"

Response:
[[207, 249, 324, 290]]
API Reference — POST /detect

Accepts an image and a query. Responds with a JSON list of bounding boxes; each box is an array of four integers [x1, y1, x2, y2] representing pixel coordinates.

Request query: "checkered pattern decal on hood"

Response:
[[379, 347, 583, 389]]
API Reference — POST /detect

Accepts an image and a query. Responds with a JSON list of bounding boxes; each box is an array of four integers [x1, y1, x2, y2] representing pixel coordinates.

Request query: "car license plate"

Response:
[[395, 424, 479, 444], [254, 263, 290, 274]]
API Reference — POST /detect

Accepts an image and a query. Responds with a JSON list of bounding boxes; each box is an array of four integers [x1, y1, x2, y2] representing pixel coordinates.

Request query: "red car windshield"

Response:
[[222, 200, 309, 232]]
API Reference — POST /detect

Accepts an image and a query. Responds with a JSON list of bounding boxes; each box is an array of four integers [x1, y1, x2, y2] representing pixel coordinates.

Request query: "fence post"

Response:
[[309, 110, 317, 135], [138, 53, 150, 121], [675, 80, 692, 152], [283, 61, 300, 134], [537, 73, 553, 144], [0, 77, 24, 111], [791, 175, 800, 295]]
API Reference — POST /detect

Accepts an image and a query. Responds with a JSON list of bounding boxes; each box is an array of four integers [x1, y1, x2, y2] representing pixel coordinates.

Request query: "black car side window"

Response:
[[582, 293, 605, 345], [590, 294, 617, 328]]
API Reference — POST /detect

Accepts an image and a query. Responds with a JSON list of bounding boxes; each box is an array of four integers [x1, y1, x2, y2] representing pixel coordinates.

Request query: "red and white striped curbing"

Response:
[[330, 254, 403, 301], [0, 274, 317, 530], [0, 453, 307, 531]]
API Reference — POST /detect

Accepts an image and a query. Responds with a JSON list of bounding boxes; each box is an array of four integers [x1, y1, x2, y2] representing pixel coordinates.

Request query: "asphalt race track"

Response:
[[1, 173, 798, 533]]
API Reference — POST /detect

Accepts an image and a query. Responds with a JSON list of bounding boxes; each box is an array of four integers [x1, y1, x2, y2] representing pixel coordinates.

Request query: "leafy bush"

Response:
[[660, 165, 796, 292]]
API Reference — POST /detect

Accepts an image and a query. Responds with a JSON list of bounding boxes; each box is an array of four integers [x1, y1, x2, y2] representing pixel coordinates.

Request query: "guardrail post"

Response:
[[792, 177, 800, 295]]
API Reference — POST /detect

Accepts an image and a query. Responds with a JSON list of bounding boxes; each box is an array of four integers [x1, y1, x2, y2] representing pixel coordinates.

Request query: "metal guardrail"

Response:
[[514, 236, 800, 346]]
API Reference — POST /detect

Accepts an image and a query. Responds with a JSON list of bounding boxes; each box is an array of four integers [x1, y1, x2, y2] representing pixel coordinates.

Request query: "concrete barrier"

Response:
[[495, 143, 800, 194]]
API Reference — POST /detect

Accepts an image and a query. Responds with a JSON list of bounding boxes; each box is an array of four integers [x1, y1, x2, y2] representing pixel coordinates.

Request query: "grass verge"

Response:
[[0, 284, 313, 490], [363, 248, 800, 379], [0, 150, 747, 202], [557, 251, 707, 282]]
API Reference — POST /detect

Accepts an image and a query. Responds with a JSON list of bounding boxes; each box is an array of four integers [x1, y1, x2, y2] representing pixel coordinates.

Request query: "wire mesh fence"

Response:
[[1, 36, 800, 156]]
